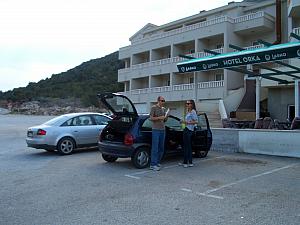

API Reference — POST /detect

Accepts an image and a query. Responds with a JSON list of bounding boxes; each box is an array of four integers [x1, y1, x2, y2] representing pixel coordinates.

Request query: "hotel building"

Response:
[[117, 0, 300, 126]]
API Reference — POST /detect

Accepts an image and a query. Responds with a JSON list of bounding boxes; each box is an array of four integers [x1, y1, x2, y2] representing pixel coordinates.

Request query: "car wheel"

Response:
[[131, 147, 150, 169], [102, 154, 118, 162], [57, 137, 76, 155], [194, 149, 208, 158]]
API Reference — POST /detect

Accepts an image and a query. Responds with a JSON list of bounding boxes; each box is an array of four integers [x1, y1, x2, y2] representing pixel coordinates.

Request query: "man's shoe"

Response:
[[183, 164, 188, 168], [157, 164, 161, 168], [150, 165, 160, 171], [188, 163, 194, 167]]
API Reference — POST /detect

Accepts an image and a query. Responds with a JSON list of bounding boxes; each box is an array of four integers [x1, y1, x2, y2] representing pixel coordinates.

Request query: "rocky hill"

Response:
[[0, 51, 123, 115]]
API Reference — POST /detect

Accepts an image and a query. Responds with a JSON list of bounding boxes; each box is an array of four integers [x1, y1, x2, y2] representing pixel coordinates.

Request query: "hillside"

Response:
[[0, 51, 123, 107]]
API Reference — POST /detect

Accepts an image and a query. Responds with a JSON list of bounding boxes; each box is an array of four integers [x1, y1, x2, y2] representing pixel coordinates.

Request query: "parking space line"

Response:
[[124, 175, 140, 179], [195, 192, 224, 200], [181, 188, 224, 200], [180, 163, 298, 200], [124, 155, 227, 179], [203, 163, 299, 195], [181, 188, 192, 192]]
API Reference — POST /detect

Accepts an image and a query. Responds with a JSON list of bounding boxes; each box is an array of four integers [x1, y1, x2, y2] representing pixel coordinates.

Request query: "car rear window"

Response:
[[44, 115, 68, 126]]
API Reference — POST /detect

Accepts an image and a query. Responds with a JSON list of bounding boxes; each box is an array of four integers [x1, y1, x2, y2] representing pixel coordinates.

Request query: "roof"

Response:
[[177, 41, 300, 84]]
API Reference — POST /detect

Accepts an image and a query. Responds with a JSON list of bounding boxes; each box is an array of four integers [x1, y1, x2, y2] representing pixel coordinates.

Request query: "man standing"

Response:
[[149, 96, 168, 171]]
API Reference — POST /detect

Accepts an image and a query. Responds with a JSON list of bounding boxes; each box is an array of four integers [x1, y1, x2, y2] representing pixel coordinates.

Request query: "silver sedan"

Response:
[[26, 112, 111, 155]]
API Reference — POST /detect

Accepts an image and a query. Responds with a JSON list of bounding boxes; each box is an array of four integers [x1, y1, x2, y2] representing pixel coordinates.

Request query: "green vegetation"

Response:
[[0, 51, 123, 106]]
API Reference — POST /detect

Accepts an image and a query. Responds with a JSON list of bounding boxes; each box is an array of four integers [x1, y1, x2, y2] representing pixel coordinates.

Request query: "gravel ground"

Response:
[[0, 114, 299, 225]]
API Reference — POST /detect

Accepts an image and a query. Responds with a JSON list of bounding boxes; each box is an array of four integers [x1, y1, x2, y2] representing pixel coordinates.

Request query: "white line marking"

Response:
[[196, 192, 224, 200], [181, 188, 192, 192], [180, 188, 223, 199], [204, 163, 298, 195], [124, 175, 140, 179]]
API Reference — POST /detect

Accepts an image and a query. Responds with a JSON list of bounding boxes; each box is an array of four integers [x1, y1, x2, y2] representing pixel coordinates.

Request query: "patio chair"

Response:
[[222, 118, 238, 128], [262, 117, 274, 129], [254, 118, 264, 129], [291, 117, 300, 130]]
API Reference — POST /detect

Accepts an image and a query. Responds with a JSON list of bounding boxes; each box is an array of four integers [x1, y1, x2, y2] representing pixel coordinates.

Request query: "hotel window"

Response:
[[215, 73, 224, 81], [216, 44, 224, 49]]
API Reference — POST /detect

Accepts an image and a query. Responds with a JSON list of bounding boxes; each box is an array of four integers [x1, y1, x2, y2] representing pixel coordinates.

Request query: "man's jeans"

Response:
[[183, 128, 193, 164], [151, 129, 165, 166]]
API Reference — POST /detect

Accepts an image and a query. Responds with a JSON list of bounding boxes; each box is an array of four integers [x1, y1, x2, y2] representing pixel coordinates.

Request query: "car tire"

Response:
[[131, 147, 150, 169], [57, 137, 76, 155], [194, 149, 208, 158], [102, 154, 118, 163]]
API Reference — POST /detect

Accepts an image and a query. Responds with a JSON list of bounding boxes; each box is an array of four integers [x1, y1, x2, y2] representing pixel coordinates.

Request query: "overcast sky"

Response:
[[0, 0, 241, 92]]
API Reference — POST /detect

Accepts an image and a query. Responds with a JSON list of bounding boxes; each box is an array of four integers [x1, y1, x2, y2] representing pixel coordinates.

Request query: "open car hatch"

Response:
[[97, 93, 138, 117]]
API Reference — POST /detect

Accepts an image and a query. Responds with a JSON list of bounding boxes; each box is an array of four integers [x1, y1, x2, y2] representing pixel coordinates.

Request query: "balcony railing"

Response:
[[173, 83, 195, 91], [233, 11, 266, 23], [293, 27, 300, 36], [130, 80, 224, 95], [133, 16, 229, 44], [152, 86, 172, 93], [197, 80, 224, 89], [118, 48, 224, 73], [131, 11, 271, 45]]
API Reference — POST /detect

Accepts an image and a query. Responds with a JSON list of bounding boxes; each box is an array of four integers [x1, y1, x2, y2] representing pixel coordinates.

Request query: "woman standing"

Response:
[[180, 100, 198, 168]]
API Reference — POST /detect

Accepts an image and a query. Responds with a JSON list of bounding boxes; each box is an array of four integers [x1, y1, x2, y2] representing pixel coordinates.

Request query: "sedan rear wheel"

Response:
[[131, 147, 150, 169], [57, 137, 75, 155]]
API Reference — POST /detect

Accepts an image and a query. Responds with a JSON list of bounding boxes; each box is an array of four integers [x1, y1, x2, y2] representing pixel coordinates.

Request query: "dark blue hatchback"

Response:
[[98, 93, 212, 168]]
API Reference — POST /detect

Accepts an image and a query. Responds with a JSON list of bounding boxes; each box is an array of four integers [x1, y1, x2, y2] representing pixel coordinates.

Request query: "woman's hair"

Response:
[[188, 99, 196, 111]]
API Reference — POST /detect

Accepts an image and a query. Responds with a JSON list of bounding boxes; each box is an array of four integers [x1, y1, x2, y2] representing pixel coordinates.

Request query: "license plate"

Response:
[[27, 131, 33, 137]]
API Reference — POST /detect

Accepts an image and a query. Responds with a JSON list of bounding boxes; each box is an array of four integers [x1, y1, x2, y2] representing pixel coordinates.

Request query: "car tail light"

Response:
[[37, 129, 47, 135], [99, 130, 103, 142], [124, 133, 134, 146]]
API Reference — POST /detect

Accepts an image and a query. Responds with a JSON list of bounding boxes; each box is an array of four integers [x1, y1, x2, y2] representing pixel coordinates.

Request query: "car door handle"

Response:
[[73, 130, 78, 133]]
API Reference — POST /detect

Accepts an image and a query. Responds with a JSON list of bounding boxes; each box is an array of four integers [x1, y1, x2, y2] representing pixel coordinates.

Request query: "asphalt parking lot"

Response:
[[0, 115, 299, 225]]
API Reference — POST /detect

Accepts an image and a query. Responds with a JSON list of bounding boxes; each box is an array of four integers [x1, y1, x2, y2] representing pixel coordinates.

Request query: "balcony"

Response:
[[293, 27, 300, 36], [118, 48, 224, 82], [123, 80, 224, 103], [234, 11, 275, 35], [127, 12, 273, 45], [131, 16, 229, 45]]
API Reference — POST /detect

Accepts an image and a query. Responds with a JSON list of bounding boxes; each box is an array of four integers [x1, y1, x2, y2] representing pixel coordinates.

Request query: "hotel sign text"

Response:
[[177, 43, 300, 73]]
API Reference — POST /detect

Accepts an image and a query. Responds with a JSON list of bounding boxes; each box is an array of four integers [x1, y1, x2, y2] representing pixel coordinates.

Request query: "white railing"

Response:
[[131, 88, 150, 95], [129, 80, 224, 95], [234, 11, 264, 23], [197, 80, 224, 89], [131, 11, 270, 45], [219, 99, 228, 119], [293, 27, 300, 36], [118, 48, 224, 74], [173, 83, 195, 91], [132, 16, 228, 44], [245, 44, 264, 50], [152, 86, 172, 93]]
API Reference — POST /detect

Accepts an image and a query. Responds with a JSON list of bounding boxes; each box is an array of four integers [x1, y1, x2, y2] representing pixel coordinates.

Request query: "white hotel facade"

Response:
[[118, 0, 300, 125]]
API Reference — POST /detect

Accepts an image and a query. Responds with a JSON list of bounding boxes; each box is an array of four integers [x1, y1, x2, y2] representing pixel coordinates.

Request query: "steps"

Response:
[[206, 111, 222, 128]]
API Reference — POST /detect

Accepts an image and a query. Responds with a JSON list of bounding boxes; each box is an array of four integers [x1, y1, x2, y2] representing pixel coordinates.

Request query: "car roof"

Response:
[[62, 112, 112, 118]]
